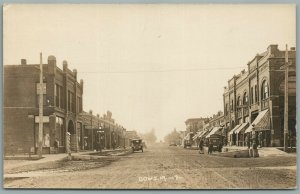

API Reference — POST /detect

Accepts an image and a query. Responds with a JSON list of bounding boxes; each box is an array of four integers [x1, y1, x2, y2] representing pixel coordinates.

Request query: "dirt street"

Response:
[[4, 144, 296, 189]]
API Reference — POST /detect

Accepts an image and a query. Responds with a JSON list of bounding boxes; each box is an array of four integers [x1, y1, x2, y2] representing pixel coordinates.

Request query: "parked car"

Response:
[[169, 143, 177, 146], [130, 139, 143, 152]]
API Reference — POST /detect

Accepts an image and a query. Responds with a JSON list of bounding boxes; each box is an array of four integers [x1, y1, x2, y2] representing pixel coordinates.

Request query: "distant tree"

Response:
[[164, 128, 182, 144], [139, 128, 157, 144]]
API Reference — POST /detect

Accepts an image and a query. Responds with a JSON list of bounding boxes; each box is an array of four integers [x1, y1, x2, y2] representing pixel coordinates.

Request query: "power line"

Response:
[[77, 66, 246, 74]]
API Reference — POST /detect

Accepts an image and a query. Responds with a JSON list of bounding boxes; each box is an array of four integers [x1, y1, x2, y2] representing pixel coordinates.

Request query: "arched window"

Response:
[[237, 96, 242, 106], [261, 80, 269, 100], [243, 92, 248, 105]]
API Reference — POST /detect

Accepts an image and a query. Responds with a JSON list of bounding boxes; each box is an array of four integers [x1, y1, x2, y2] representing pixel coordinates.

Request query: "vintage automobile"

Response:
[[208, 136, 224, 152], [183, 132, 194, 148], [130, 139, 143, 152]]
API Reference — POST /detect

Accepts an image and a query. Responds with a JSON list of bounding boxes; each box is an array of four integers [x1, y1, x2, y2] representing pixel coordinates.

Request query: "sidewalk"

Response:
[[222, 146, 292, 157], [4, 148, 129, 171]]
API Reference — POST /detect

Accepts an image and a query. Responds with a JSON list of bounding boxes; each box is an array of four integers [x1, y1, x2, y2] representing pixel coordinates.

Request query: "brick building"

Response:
[[4, 56, 83, 154], [185, 117, 209, 134], [223, 45, 296, 147], [80, 110, 127, 150], [208, 111, 225, 128]]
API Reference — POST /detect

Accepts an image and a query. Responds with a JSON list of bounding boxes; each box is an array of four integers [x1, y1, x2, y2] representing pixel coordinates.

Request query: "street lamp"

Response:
[[97, 127, 104, 152]]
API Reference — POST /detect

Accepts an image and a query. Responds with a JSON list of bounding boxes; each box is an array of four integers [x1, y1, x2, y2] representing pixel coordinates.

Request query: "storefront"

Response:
[[245, 109, 270, 147], [234, 122, 249, 146], [228, 124, 241, 146]]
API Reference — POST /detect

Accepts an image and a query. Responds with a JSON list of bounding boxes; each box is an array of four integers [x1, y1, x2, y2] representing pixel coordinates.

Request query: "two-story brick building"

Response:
[[4, 56, 83, 154], [223, 45, 296, 147]]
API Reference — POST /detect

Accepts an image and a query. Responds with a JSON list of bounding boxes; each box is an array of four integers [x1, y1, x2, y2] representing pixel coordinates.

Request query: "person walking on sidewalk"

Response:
[[199, 138, 204, 154], [54, 138, 59, 154], [208, 140, 213, 154], [258, 132, 263, 148], [245, 134, 250, 149]]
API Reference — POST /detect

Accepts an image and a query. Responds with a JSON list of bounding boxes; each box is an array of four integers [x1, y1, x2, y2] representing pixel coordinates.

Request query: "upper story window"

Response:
[[230, 99, 234, 111], [250, 87, 254, 104], [76, 96, 82, 113], [68, 91, 75, 112], [261, 80, 269, 100], [237, 96, 242, 106], [243, 92, 248, 105], [255, 85, 258, 102]]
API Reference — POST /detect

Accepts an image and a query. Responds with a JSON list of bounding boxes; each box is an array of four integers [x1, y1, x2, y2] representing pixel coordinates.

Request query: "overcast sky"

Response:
[[4, 4, 295, 141]]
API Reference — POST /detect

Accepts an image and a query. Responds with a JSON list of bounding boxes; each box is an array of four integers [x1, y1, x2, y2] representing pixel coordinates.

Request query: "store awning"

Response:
[[206, 127, 222, 138], [235, 122, 249, 134], [199, 129, 210, 139], [228, 124, 241, 135], [245, 109, 269, 133], [192, 131, 202, 140], [253, 110, 270, 132]]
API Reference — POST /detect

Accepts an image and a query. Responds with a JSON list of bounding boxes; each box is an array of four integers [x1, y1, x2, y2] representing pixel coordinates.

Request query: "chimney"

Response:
[[241, 69, 245, 74], [63, 60, 68, 72], [267, 45, 278, 54], [73, 69, 77, 79], [80, 79, 84, 87], [21, 59, 27, 65], [48, 55, 56, 66], [89, 110, 93, 115]]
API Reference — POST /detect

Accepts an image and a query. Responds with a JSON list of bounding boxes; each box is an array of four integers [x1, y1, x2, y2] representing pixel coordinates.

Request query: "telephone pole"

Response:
[[283, 45, 289, 152], [38, 52, 43, 158]]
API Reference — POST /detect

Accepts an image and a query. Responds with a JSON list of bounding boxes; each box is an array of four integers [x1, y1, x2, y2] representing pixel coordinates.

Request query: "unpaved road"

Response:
[[4, 144, 296, 189]]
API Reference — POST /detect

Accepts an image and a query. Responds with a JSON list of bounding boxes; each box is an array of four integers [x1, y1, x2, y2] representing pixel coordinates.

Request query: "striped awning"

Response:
[[245, 109, 269, 133], [228, 124, 241, 135], [235, 122, 249, 134], [192, 131, 202, 140], [199, 129, 211, 139], [253, 110, 270, 131], [206, 127, 222, 138]]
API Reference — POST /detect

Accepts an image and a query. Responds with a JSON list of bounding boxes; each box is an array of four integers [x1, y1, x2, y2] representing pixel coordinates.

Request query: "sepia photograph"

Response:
[[2, 3, 297, 189]]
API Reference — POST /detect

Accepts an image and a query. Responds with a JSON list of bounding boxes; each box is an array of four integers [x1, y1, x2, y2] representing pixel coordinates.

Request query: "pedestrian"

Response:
[[54, 138, 59, 154], [208, 140, 213, 154], [252, 141, 258, 158], [199, 138, 204, 154], [258, 132, 263, 148], [218, 141, 223, 152], [84, 139, 88, 150], [245, 134, 250, 149]]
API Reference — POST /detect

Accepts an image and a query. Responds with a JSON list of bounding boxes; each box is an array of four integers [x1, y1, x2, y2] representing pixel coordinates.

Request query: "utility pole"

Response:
[[283, 44, 289, 152], [38, 52, 43, 158]]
